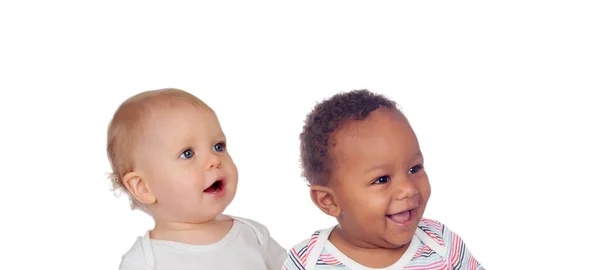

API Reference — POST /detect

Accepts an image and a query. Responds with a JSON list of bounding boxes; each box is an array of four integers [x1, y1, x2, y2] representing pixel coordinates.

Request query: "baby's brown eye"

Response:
[[373, 175, 390, 184], [408, 164, 424, 174], [179, 149, 195, 159]]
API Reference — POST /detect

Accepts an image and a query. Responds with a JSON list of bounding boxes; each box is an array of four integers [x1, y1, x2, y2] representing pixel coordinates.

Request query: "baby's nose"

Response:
[[205, 154, 221, 170], [394, 180, 419, 200]]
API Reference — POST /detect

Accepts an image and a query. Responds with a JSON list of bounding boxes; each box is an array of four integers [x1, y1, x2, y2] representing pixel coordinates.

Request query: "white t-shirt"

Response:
[[119, 216, 287, 270]]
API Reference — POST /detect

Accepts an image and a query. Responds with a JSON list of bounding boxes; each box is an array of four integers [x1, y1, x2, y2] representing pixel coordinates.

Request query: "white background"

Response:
[[1, 1, 599, 269]]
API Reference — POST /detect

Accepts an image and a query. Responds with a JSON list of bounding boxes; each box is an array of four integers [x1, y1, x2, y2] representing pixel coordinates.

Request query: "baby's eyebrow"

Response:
[[363, 151, 423, 173], [214, 135, 226, 142], [213, 131, 226, 139], [412, 151, 423, 160], [364, 163, 388, 174]]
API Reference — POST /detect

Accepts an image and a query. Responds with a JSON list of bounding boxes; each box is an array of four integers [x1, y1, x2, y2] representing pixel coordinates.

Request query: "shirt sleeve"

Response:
[[443, 226, 485, 270], [265, 234, 288, 270], [233, 216, 289, 270], [281, 248, 305, 270], [118, 257, 153, 270]]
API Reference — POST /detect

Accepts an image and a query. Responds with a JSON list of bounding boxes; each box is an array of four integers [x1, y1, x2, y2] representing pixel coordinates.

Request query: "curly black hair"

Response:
[[299, 89, 399, 186]]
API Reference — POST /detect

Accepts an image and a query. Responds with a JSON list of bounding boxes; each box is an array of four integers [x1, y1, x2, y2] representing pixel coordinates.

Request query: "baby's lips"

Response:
[[203, 176, 225, 190], [387, 200, 420, 216], [387, 211, 411, 223]]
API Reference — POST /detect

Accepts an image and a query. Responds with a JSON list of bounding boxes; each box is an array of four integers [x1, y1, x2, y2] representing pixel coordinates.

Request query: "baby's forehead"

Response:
[[142, 102, 219, 135], [145, 94, 209, 111], [331, 112, 418, 157], [336, 110, 410, 138], [141, 95, 212, 118]]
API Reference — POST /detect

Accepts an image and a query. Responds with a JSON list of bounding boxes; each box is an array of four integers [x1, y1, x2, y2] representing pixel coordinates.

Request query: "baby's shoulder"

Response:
[[228, 215, 273, 244], [288, 228, 326, 257], [417, 218, 445, 237], [418, 217, 466, 248], [418, 218, 484, 269], [230, 215, 267, 228], [119, 234, 152, 268], [229, 215, 269, 233]]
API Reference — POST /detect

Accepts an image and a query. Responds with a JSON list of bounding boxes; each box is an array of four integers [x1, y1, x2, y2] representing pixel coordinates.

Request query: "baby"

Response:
[[282, 90, 483, 269], [106, 88, 286, 269]]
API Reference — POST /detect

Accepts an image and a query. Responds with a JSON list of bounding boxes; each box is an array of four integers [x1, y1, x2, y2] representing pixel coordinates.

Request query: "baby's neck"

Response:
[[149, 214, 233, 245], [329, 226, 410, 268]]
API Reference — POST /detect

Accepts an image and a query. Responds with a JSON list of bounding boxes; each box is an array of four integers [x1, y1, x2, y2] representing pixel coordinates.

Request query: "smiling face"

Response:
[[133, 103, 238, 223], [328, 108, 431, 248]]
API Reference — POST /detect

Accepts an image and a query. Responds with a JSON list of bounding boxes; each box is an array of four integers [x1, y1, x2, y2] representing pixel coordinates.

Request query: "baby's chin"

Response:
[[180, 208, 229, 224], [176, 198, 235, 224], [201, 195, 235, 218], [376, 209, 423, 248], [379, 230, 418, 249]]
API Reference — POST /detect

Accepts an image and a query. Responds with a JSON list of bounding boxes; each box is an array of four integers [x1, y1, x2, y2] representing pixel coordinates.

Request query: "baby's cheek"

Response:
[[419, 178, 432, 197], [168, 176, 202, 195], [356, 196, 387, 217]]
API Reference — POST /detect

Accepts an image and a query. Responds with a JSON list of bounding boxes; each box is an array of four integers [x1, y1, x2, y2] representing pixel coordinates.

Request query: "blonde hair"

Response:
[[106, 88, 209, 209]]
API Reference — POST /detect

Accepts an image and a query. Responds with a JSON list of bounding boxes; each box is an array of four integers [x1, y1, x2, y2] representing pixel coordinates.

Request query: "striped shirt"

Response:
[[282, 218, 483, 270]]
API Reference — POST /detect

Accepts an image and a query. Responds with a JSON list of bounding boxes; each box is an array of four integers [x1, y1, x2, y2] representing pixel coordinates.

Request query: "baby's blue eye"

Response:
[[373, 175, 390, 184], [213, 142, 226, 152], [179, 149, 195, 159], [408, 164, 424, 174]]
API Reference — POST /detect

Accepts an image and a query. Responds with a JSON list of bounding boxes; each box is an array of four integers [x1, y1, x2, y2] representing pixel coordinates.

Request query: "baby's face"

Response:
[[330, 108, 431, 248], [134, 103, 238, 223]]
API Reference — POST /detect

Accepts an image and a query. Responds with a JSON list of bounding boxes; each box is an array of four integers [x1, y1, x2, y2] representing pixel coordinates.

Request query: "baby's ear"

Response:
[[310, 185, 341, 217], [122, 172, 156, 206]]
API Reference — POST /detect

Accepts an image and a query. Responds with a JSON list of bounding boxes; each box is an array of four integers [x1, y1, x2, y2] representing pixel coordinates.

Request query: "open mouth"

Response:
[[386, 209, 414, 225], [203, 179, 224, 194]]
